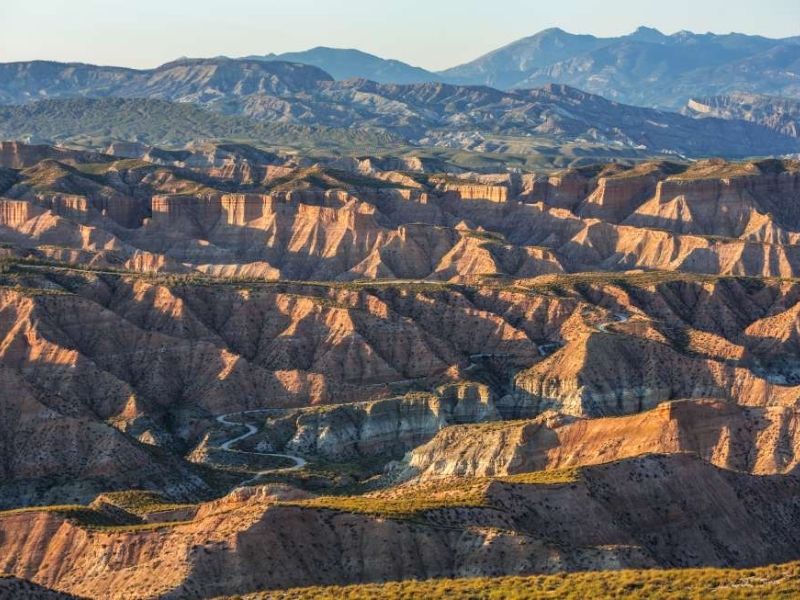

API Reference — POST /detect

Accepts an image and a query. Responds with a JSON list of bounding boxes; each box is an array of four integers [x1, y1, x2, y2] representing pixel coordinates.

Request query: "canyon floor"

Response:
[[2, 141, 800, 598]]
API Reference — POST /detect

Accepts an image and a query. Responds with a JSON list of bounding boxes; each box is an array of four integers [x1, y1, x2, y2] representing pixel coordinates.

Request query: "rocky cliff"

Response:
[[271, 384, 498, 460], [398, 399, 800, 480]]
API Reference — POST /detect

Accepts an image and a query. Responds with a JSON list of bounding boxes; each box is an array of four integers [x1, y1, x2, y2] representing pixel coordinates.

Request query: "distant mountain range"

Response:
[[1, 27, 800, 160], [247, 47, 442, 85], [236, 27, 800, 108], [0, 60, 797, 159], [0, 58, 330, 105], [440, 27, 800, 107], [11, 26, 790, 109]]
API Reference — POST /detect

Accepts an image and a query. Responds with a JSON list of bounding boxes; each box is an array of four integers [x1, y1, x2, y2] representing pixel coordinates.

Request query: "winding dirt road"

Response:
[[214, 410, 306, 484], [595, 312, 630, 333]]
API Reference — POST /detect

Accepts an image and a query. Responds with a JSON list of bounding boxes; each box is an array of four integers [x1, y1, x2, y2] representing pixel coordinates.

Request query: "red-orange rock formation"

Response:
[[399, 399, 800, 480], [3, 455, 800, 598]]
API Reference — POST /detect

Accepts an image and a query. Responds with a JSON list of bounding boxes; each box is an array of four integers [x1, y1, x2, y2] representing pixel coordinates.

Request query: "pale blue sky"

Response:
[[1, 0, 798, 70]]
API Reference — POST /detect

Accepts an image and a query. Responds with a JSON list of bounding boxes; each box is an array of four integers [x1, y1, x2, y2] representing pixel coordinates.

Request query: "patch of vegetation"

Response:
[[192, 462, 254, 499], [0, 504, 120, 528], [285, 478, 491, 518], [236, 561, 800, 599], [522, 270, 716, 292], [255, 454, 394, 495], [283, 468, 581, 518], [601, 160, 688, 180], [71, 159, 153, 176], [203, 448, 296, 473], [7, 257, 798, 305], [0, 281, 72, 296], [0, 502, 194, 532], [0, 98, 404, 153], [93, 519, 195, 533], [667, 158, 760, 181], [667, 326, 692, 354], [0, 504, 91, 517], [95, 490, 194, 516], [500, 467, 580, 485], [3, 256, 466, 294], [266, 165, 405, 192], [513, 270, 800, 295]]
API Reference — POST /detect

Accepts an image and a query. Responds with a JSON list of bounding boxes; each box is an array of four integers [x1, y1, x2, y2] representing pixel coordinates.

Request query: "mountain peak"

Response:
[[537, 27, 569, 36], [630, 26, 666, 42], [304, 46, 369, 56], [247, 46, 441, 84]]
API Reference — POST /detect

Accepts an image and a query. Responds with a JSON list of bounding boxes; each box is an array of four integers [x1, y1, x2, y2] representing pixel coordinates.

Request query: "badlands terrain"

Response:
[[1, 137, 800, 597]]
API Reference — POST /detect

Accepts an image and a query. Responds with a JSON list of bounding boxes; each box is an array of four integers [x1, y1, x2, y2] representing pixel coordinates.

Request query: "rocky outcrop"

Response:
[[577, 164, 668, 223], [624, 161, 800, 241], [519, 170, 591, 210], [0, 198, 45, 228], [398, 399, 800, 480], [274, 384, 497, 460], [440, 182, 509, 203], [511, 329, 799, 417]]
